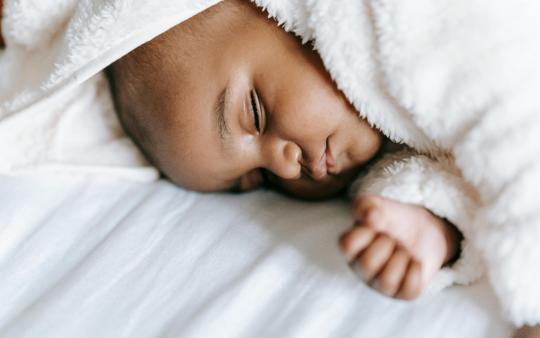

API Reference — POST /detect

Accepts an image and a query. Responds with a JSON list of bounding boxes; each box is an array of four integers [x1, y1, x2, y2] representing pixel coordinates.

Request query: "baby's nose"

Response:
[[266, 141, 302, 180]]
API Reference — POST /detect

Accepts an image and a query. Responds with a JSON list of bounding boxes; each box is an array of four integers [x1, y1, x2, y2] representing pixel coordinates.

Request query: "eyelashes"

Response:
[[250, 90, 261, 132], [247, 90, 268, 190], [249, 89, 266, 134]]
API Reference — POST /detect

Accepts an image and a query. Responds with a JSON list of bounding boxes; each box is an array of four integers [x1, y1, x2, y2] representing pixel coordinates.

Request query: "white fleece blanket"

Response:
[[0, 0, 219, 179], [2, 0, 540, 328], [251, 0, 540, 327]]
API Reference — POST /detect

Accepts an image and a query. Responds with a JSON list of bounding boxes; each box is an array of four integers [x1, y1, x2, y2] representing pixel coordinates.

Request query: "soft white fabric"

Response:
[[0, 174, 511, 338], [0, 0, 220, 178], [2, 0, 539, 328], [253, 0, 540, 326]]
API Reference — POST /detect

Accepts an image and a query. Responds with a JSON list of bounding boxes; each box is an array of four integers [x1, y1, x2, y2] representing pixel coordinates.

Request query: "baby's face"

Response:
[[113, 0, 382, 198]]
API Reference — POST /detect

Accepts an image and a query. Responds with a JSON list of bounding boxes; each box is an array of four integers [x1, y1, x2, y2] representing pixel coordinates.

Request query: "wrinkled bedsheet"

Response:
[[0, 175, 511, 338]]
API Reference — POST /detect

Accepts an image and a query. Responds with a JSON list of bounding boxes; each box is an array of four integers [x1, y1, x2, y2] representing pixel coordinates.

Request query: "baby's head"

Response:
[[107, 0, 382, 199]]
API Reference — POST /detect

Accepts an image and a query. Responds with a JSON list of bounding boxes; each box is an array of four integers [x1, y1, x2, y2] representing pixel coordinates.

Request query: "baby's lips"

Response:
[[312, 152, 329, 180]]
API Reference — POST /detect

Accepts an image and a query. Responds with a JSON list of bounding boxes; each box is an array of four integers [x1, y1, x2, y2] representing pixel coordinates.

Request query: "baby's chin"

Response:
[[270, 170, 359, 201]]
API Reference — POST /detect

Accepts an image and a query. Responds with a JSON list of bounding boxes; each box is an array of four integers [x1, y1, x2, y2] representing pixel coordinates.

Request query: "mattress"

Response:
[[0, 174, 511, 338]]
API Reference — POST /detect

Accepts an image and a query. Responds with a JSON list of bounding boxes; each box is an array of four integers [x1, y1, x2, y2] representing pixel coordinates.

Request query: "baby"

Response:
[[1, 0, 538, 336], [106, 0, 461, 302]]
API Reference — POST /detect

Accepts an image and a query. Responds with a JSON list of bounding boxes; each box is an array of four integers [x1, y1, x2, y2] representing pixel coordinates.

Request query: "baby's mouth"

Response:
[[301, 149, 327, 181], [304, 160, 327, 181], [300, 138, 340, 181]]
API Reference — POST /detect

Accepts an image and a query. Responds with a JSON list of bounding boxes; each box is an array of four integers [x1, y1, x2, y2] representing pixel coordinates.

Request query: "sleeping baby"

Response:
[[2, 0, 539, 336], [105, 0, 540, 336], [106, 0, 461, 303]]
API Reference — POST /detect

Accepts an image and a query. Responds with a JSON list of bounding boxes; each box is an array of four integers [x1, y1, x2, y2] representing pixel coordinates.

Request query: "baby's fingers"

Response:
[[396, 260, 422, 300], [339, 225, 376, 262], [352, 194, 383, 222], [354, 234, 396, 281], [373, 248, 410, 297]]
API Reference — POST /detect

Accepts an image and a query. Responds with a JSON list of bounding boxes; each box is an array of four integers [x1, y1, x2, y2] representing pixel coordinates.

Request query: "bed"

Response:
[[0, 174, 511, 338]]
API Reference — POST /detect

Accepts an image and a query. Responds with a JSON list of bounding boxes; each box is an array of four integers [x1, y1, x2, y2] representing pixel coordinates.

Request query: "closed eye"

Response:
[[249, 89, 266, 134]]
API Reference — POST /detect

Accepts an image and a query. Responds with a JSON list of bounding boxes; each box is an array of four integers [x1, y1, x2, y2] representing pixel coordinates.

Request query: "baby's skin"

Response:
[[339, 194, 461, 299]]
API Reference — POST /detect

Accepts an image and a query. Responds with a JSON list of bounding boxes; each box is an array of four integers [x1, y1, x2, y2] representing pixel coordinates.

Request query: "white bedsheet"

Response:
[[0, 174, 511, 338]]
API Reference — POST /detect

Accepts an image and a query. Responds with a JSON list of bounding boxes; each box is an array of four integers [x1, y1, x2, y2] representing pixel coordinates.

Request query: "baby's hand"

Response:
[[339, 195, 460, 300]]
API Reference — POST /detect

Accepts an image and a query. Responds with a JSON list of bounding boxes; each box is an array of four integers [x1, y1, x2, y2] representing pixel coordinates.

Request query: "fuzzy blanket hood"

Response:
[[0, 0, 220, 179], [251, 0, 540, 327], [2, 0, 540, 328]]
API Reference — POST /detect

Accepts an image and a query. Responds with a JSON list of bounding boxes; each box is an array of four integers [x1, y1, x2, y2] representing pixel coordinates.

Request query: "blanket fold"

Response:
[[0, 0, 220, 179]]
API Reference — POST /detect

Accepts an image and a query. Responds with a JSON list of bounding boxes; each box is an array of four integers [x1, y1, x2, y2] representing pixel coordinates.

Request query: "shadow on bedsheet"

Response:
[[0, 175, 511, 338], [210, 190, 510, 337], [219, 190, 511, 338]]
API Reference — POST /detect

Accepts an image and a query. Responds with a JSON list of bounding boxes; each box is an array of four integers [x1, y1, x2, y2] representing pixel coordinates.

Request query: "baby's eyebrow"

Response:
[[215, 87, 230, 141]]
